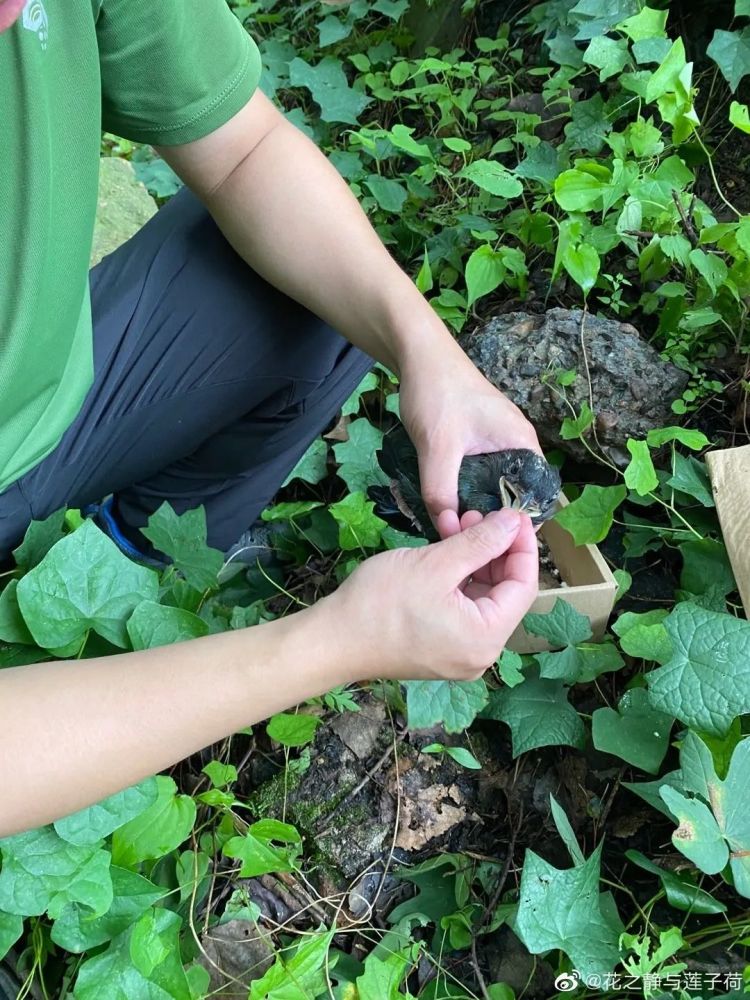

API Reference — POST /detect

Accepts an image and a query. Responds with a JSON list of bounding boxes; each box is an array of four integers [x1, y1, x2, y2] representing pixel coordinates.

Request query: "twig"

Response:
[[672, 190, 699, 247], [316, 739, 399, 837], [470, 801, 524, 1000]]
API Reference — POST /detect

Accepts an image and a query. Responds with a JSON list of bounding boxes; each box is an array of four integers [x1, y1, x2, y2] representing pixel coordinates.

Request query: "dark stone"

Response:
[[459, 308, 689, 465]]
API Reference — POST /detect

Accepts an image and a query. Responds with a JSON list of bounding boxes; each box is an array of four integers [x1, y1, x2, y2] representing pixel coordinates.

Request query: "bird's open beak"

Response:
[[498, 477, 547, 521]]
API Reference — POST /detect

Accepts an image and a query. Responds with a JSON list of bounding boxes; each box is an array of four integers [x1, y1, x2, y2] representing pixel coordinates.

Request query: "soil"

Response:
[[538, 536, 565, 591]]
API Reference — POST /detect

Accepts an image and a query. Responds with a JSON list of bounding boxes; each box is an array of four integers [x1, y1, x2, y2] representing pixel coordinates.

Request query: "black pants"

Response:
[[0, 188, 373, 559]]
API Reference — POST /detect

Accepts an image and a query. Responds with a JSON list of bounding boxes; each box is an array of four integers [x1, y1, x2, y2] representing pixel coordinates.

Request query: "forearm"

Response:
[[0, 604, 346, 836], [158, 94, 468, 377]]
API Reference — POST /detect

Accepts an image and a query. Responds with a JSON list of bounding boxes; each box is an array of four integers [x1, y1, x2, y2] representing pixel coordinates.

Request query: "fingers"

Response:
[[419, 446, 462, 527], [436, 509, 460, 540], [432, 508, 522, 583], [477, 515, 539, 629]]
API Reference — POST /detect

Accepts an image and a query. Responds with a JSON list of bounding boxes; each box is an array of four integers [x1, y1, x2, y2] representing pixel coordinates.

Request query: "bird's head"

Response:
[[458, 449, 561, 525]]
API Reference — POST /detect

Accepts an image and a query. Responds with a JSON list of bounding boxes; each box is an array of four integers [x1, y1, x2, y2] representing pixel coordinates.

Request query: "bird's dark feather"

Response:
[[369, 426, 561, 537]]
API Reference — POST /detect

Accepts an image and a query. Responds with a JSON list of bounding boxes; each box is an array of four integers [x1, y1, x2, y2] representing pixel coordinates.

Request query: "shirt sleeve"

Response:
[[97, 0, 262, 145]]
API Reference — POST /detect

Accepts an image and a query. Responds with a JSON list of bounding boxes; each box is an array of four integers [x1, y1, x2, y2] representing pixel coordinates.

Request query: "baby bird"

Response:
[[370, 425, 561, 541]]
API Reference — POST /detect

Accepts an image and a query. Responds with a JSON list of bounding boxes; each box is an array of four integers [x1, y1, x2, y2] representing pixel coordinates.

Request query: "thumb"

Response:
[[432, 508, 522, 583]]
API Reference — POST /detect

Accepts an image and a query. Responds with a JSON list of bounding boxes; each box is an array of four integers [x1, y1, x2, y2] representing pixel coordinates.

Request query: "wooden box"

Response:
[[506, 495, 619, 654]]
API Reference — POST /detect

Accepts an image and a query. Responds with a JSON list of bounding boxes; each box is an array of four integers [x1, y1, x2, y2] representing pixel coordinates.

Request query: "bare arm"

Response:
[[156, 91, 541, 523], [0, 607, 344, 836], [155, 90, 470, 379], [0, 511, 536, 837]]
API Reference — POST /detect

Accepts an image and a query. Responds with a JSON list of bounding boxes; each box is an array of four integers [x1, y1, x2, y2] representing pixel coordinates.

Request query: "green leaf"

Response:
[[16, 520, 158, 649], [73, 908, 192, 1000], [612, 609, 672, 663], [405, 678, 489, 733], [564, 94, 612, 153], [330, 491, 387, 551], [688, 247, 729, 296], [646, 426, 710, 450], [127, 601, 208, 651], [267, 712, 321, 747], [646, 603, 750, 736], [624, 440, 658, 496], [679, 730, 720, 800], [111, 776, 196, 867], [555, 485, 627, 545], [387, 123, 433, 160], [224, 820, 302, 880], [333, 418, 389, 493], [142, 503, 223, 592], [549, 795, 586, 866], [515, 844, 620, 982], [669, 735, 750, 895], [645, 37, 687, 101], [667, 454, 714, 506], [561, 402, 594, 441], [283, 437, 329, 487], [0, 827, 112, 918], [346, 371, 378, 420], [443, 136, 472, 153], [443, 746, 482, 770], [202, 761, 238, 788], [388, 854, 465, 925], [465, 245, 506, 307], [592, 688, 673, 774], [524, 599, 592, 649], [738, 216, 750, 256], [0, 911, 23, 961], [497, 649, 525, 687], [0, 580, 35, 645], [562, 244, 600, 295], [730, 100, 750, 133], [54, 778, 159, 846], [546, 28, 585, 68], [659, 786, 729, 874], [738, 0, 750, 15], [357, 946, 416, 1000], [624, 769, 684, 818], [261, 501, 322, 523], [12, 508, 66, 571], [575, 642, 625, 682], [625, 850, 726, 915], [582, 35, 629, 80], [288, 57, 372, 124], [416, 249, 433, 294], [633, 36, 672, 64], [459, 159, 523, 199], [51, 867, 163, 953], [372, 0, 408, 18], [707, 28, 750, 92], [614, 568, 632, 601], [483, 667, 585, 756], [618, 6, 668, 42], [365, 175, 408, 213], [318, 14, 350, 46], [716, 737, 750, 895], [554, 169, 605, 212], [680, 538, 735, 597], [250, 928, 334, 1000]]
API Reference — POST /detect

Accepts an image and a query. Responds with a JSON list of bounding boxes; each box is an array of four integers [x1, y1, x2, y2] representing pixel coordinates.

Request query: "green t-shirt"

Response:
[[0, 0, 261, 492]]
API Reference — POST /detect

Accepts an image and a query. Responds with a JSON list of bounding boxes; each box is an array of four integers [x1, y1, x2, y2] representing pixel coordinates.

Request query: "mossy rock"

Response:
[[90, 158, 157, 267]]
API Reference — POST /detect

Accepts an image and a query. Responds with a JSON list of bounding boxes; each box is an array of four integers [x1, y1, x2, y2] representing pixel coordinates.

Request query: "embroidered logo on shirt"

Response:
[[22, 0, 48, 49]]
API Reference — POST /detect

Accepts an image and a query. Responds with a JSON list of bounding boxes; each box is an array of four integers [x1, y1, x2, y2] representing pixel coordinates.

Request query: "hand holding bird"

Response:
[[376, 359, 560, 543], [396, 357, 553, 538]]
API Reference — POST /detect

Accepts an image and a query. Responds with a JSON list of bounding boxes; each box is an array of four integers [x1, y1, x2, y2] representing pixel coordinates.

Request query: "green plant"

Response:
[[6, 0, 750, 995]]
